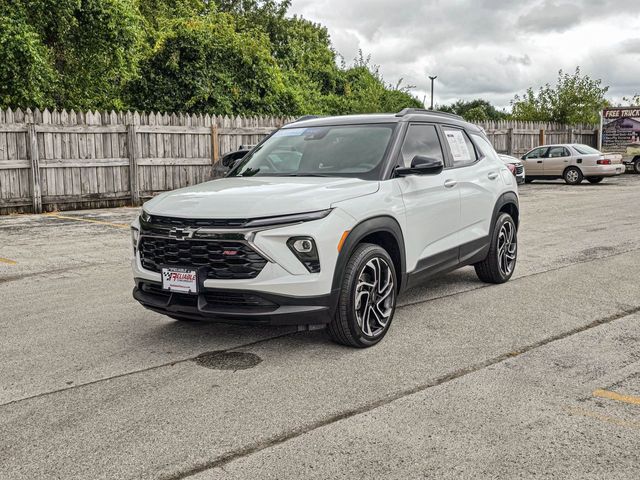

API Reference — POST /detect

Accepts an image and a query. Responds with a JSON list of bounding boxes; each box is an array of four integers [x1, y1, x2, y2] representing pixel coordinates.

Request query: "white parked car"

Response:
[[131, 109, 520, 347], [521, 144, 624, 185], [499, 154, 525, 184]]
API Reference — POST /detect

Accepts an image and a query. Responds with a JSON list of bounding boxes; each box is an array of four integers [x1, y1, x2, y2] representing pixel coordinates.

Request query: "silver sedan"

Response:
[[521, 144, 625, 185]]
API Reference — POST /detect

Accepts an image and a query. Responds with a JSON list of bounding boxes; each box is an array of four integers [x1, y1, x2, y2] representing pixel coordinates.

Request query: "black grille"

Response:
[[203, 291, 277, 309], [515, 165, 524, 174], [139, 237, 267, 280], [138, 282, 277, 311], [147, 215, 249, 229]]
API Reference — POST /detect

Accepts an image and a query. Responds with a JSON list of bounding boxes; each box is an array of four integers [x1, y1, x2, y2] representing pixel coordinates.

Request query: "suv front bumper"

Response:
[[131, 208, 357, 325], [133, 279, 339, 326]]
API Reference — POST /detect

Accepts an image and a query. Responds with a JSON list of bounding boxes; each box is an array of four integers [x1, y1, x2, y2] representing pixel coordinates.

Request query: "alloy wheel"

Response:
[[566, 169, 579, 183], [354, 257, 395, 338], [497, 221, 517, 277]]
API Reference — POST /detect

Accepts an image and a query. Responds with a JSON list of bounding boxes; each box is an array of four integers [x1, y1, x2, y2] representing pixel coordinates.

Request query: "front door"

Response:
[[394, 123, 461, 275], [522, 147, 548, 175]]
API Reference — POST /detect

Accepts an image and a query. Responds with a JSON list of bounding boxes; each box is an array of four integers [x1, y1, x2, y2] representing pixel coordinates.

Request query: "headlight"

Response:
[[244, 209, 332, 228], [140, 209, 151, 223], [287, 236, 320, 273]]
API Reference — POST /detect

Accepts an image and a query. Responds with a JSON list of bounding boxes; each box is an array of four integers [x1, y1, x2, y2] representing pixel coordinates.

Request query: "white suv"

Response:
[[131, 109, 519, 347]]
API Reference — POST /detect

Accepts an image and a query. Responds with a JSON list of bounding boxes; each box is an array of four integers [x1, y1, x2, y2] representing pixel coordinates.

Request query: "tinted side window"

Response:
[[548, 146, 569, 158], [442, 128, 477, 167], [526, 148, 546, 159], [400, 124, 444, 167], [470, 133, 500, 162]]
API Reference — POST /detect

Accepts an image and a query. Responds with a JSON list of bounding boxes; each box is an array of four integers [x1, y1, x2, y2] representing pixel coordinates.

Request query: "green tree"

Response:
[[439, 99, 508, 122], [0, 16, 57, 108], [511, 67, 609, 124], [0, 0, 143, 110], [622, 94, 640, 106], [126, 14, 295, 115]]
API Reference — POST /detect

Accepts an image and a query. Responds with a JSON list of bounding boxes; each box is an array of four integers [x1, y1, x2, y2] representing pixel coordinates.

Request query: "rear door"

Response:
[[395, 123, 461, 274], [443, 129, 500, 255], [544, 146, 571, 176]]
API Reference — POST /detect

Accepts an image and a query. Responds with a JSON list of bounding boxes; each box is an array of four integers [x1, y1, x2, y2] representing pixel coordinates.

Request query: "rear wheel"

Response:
[[475, 213, 517, 284], [587, 177, 603, 184], [328, 243, 397, 348], [634, 158, 640, 174], [563, 167, 583, 185]]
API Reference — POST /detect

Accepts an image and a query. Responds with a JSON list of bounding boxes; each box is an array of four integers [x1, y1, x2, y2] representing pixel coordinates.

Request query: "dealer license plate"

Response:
[[162, 268, 198, 294]]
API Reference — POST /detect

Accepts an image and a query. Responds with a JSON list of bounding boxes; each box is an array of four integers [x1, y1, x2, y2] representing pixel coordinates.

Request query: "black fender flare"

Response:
[[490, 191, 519, 238], [331, 215, 407, 294]]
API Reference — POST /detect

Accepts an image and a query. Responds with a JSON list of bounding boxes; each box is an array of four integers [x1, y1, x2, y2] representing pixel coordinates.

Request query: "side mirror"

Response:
[[395, 155, 444, 177], [521, 155, 526, 160], [221, 151, 247, 168]]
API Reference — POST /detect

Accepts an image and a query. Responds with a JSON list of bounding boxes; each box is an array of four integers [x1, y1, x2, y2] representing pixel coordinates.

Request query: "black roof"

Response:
[[284, 109, 480, 132]]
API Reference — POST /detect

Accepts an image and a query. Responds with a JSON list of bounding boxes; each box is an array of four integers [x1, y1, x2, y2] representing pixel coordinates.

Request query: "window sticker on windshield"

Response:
[[274, 128, 306, 137], [445, 130, 471, 162]]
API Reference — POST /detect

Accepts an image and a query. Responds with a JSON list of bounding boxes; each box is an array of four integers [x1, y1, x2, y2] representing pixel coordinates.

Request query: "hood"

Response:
[[143, 177, 379, 219]]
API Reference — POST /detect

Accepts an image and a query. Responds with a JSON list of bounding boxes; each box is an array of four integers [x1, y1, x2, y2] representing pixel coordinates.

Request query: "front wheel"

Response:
[[328, 243, 397, 348], [475, 213, 518, 284], [563, 167, 583, 185], [587, 177, 603, 184], [634, 159, 640, 174]]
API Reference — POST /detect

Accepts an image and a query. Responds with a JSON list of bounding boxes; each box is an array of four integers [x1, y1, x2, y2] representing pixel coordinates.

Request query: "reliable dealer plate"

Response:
[[162, 268, 198, 294]]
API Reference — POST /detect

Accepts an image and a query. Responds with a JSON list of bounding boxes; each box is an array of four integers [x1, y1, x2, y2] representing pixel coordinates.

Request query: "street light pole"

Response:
[[428, 75, 438, 110]]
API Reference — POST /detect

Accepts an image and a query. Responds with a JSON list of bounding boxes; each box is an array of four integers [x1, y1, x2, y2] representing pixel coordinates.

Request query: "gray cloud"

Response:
[[289, 0, 640, 108]]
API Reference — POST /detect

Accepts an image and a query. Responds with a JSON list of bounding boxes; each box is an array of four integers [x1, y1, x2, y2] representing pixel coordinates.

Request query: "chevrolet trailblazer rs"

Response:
[[131, 109, 520, 348]]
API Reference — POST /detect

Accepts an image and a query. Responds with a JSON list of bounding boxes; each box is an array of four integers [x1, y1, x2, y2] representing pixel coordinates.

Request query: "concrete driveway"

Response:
[[1, 175, 639, 479]]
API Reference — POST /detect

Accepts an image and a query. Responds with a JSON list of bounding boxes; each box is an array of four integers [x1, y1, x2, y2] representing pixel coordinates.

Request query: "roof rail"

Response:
[[294, 115, 322, 122], [396, 108, 464, 121]]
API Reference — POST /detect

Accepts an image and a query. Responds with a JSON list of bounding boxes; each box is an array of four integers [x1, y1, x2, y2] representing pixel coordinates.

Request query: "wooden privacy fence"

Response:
[[0, 109, 598, 215], [476, 120, 598, 157], [0, 108, 293, 214]]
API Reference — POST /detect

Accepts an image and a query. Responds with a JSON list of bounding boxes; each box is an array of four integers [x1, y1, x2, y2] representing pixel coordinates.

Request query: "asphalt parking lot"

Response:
[[1, 175, 640, 479]]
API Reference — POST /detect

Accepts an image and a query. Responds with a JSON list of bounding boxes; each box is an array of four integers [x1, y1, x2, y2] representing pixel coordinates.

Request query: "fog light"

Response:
[[287, 237, 320, 273], [293, 239, 314, 253]]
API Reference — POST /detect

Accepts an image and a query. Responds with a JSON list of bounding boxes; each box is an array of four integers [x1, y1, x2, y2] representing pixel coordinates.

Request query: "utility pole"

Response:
[[428, 75, 438, 110]]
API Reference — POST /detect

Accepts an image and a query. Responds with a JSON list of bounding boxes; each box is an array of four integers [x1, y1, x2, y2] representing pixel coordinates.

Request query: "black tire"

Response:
[[634, 159, 640, 174], [563, 166, 583, 185], [327, 243, 397, 348], [474, 213, 517, 284], [524, 178, 534, 184], [587, 177, 603, 184]]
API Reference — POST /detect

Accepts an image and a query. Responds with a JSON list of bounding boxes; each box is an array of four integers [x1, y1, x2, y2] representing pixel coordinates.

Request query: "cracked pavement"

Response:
[[1, 176, 640, 479]]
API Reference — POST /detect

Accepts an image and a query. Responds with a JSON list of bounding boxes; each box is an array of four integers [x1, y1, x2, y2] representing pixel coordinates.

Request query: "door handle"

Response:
[[537, 161, 543, 164], [487, 172, 499, 180], [444, 179, 457, 188]]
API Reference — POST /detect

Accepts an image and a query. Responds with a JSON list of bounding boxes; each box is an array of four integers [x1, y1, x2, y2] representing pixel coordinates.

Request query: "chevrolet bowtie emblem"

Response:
[[168, 227, 196, 240]]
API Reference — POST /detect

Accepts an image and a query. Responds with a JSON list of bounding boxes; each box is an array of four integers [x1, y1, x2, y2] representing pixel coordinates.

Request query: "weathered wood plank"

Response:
[[137, 158, 213, 166], [127, 124, 140, 205], [40, 158, 129, 168], [0, 124, 29, 133], [35, 124, 127, 134], [27, 124, 42, 213]]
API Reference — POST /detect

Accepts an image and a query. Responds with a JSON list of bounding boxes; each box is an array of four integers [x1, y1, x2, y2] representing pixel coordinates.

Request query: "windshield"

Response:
[[573, 144, 601, 155], [229, 124, 395, 180]]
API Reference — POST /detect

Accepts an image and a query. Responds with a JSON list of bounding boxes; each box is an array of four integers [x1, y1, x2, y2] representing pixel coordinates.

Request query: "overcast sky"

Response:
[[288, 0, 640, 110]]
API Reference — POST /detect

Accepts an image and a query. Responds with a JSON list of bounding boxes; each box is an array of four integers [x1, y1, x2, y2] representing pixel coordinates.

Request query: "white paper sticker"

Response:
[[445, 130, 471, 162]]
